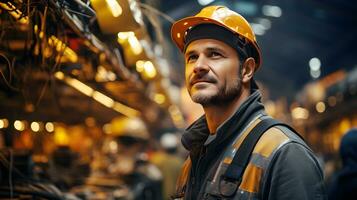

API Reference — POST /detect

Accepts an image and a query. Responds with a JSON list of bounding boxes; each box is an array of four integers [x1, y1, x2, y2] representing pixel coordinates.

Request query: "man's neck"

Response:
[[203, 90, 250, 134]]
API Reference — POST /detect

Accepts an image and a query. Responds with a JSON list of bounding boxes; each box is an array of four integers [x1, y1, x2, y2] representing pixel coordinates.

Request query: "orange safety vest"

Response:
[[174, 116, 296, 199]]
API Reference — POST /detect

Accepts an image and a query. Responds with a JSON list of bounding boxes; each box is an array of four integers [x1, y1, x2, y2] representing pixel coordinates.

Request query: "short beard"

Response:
[[191, 63, 243, 107], [190, 65, 244, 106], [196, 79, 242, 106]]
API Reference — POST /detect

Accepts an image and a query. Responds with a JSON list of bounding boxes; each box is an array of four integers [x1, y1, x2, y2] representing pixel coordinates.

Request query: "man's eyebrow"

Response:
[[184, 50, 197, 57], [185, 46, 224, 57], [206, 47, 225, 53]]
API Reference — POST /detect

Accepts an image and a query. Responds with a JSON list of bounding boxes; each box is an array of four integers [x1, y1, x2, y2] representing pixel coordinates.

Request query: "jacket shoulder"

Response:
[[253, 123, 309, 156], [258, 125, 326, 200]]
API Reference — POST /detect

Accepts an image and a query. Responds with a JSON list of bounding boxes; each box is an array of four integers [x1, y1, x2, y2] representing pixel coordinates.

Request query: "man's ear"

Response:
[[241, 57, 255, 83]]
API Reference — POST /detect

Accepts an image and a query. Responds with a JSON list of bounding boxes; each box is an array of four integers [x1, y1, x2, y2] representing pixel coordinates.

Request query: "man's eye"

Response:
[[210, 52, 222, 57], [186, 55, 198, 63]]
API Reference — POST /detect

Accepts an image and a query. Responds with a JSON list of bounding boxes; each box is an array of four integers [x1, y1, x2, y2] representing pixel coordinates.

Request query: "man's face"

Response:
[[185, 39, 242, 106]]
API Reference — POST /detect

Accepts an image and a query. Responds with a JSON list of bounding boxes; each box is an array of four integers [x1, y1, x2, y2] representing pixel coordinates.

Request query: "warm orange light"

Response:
[[339, 118, 351, 134], [291, 107, 309, 120], [117, 32, 142, 55], [30, 122, 41, 132], [48, 36, 78, 63], [315, 101, 326, 113], [153, 93, 166, 104], [14, 120, 25, 131], [55, 73, 140, 117], [168, 105, 185, 128], [143, 61, 157, 79], [0, 119, 9, 129], [54, 127, 69, 146], [0, 2, 29, 24], [105, 0, 122, 17], [45, 122, 55, 132]]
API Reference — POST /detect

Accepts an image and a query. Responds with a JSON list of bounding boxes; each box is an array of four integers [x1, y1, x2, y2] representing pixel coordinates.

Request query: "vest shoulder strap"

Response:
[[219, 118, 296, 197], [173, 118, 302, 199]]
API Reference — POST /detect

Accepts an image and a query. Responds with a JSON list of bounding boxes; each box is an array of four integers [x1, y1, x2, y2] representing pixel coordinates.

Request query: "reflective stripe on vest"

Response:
[[174, 116, 291, 199]]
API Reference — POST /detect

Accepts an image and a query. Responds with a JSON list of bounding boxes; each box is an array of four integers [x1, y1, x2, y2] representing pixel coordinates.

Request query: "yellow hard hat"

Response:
[[110, 117, 149, 140], [171, 5, 262, 70]]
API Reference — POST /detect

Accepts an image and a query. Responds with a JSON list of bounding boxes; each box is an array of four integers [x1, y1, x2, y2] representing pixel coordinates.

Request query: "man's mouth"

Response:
[[190, 77, 216, 86], [192, 79, 210, 85]]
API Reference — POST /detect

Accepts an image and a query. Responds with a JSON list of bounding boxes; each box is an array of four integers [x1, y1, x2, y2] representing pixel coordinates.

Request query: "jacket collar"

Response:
[[181, 90, 265, 152]]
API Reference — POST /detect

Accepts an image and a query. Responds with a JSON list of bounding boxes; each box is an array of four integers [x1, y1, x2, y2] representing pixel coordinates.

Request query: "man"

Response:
[[328, 128, 357, 200], [170, 5, 326, 200], [151, 133, 184, 200], [106, 117, 163, 200]]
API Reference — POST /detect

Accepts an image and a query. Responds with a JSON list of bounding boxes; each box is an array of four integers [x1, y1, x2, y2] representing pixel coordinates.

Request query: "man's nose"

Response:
[[193, 55, 209, 74]]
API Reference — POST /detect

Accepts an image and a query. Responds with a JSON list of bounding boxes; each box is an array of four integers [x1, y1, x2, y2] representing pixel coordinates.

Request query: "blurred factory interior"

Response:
[[0, 0, 356, 199]]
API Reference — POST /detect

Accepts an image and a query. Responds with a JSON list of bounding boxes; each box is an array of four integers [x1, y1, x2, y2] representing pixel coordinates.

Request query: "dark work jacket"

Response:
[[181, 90, 326, 200]]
